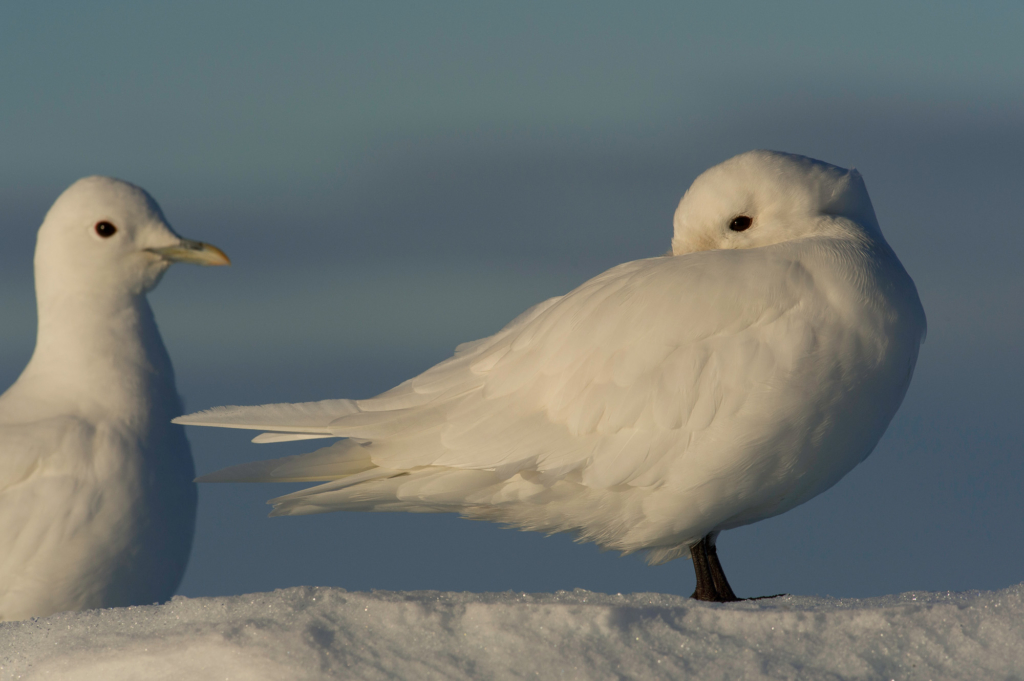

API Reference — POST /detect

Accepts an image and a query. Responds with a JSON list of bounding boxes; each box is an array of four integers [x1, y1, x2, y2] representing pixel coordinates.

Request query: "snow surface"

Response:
[[2, 585, 1023, 680]]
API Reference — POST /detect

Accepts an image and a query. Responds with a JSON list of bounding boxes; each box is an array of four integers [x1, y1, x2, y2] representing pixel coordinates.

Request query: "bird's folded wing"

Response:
[[174, 296, 564, 440], [0, 418, 96, 575], [186, 245, 824, 488], [0, 418, 93, 492]]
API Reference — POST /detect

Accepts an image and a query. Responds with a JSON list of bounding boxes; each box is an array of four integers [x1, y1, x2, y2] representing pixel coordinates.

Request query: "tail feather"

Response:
[[174, 399, 359, 433], [267, 467, 501, 516], [251, 432, 337, 444], [196, 439, 375, 483]]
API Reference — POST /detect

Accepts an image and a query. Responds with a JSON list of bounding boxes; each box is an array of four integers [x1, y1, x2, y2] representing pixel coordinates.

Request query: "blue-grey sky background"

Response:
[[1, 2, 1022, 600]]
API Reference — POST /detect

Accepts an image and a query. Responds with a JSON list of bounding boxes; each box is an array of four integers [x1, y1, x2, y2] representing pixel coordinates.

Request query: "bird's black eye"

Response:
[[729, 215, 753, 232], [95, 221, 117, 238]]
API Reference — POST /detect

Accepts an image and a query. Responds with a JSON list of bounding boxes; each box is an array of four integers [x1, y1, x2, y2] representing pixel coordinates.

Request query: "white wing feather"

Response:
[[0, 418, 96, 607]]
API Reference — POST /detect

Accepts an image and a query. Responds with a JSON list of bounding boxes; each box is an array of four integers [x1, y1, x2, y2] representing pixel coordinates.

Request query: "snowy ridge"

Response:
[[2, 585, 1023, 680]]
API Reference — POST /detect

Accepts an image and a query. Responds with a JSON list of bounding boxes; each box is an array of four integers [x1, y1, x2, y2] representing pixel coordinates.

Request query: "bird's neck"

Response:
[[17, 289, 181, 420]]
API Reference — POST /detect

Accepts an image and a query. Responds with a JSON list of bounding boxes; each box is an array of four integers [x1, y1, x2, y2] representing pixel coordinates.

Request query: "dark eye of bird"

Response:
[[729, 215, 753, 232], [95, 221, 117, 238]]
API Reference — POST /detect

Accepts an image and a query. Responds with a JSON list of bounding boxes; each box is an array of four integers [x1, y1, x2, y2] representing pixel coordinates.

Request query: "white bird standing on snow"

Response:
[[177, 151, 925, 601], [0, 177, 229, 621]]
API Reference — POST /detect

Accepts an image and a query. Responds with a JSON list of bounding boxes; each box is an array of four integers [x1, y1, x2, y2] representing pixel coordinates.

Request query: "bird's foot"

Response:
[[690, 589, 742, 603], [689, 592, 788, 603]]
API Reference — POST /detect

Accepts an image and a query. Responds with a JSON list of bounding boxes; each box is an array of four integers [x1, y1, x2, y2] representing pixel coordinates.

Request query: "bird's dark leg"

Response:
[[704, 532, 739, 601], [689, 532, 740, 602], [689, 535, 717, 601]]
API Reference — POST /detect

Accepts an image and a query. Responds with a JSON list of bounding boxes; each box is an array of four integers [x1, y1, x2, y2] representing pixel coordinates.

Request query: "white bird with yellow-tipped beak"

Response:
[[178, 150, 925, 601], [0, 177, 229, 621]]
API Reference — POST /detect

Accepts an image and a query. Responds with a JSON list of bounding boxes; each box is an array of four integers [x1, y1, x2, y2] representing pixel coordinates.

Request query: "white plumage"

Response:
[[0, 177, 229, 621], [177, 151, 925, 598]]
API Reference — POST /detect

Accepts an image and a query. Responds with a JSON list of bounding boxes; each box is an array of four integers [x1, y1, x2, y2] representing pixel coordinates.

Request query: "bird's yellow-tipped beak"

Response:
[[148, 239, 230, 266]]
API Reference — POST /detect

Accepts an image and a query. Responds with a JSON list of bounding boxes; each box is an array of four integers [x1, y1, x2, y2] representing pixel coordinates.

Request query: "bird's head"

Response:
[[671, 150, 882, 256], [35, 176, 229, 299]]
